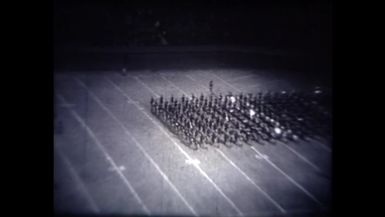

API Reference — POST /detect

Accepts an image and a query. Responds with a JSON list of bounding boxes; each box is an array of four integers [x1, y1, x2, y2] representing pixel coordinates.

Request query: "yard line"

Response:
[[56, 94, 151, 215], [159, 74, 190, 96], [250, 146, 324, 207], [58, 103, 76, 108], [106, 77, 244, 216], [74, 78, 198, 217], [184, 74, 196, 82], [279, 142, 321, 172], [230, 74, 257, 82], [207, 72, 239, 92], [156, 73, 285, 212], [54, 146, 101, 214], [134, 76, 160, 97], [216, 149, 286, 214], [184, 75, 210, 92], [312, 139, 332, 153]]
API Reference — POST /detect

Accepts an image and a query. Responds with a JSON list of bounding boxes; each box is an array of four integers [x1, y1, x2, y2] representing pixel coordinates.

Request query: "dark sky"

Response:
[[54, 0, 331, 51]]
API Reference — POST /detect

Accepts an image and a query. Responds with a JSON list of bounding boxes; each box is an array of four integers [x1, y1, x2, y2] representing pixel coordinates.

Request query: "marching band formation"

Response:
[[150, 87, 331, 150]]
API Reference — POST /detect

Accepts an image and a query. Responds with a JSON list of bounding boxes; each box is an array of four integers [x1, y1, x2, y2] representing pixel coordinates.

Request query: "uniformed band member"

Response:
[[209, 80, 213, 93]]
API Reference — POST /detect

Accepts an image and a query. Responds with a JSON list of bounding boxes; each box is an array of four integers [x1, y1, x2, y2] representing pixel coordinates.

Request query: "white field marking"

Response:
[[106, 77, 244, 216], [163, 73, 213, 97], [54, 146, 101, 214], [312, 139, 332, 153], [74, 78, 198, 217], [56, 94, 151, 215], [254, 154, 269, 160], [58, 103, 76, 108], [296, 137, 331, 153], [249, 146, 324, 208], [108, 165, 126, 172], [207, 72, 239, 92], [216, 149, 286, 214], [184, 74, 210, 92], [184, 74, 196, 82], [133, 76, 160, 98], [159, 74, 190, 96], [279, 142, 321, 172], [230, 74, 257, 82], [185, 158, 201, 166]]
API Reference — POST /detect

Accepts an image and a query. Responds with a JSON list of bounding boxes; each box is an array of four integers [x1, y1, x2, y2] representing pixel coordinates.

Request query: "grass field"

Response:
[[54, 68, 332, 217]]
